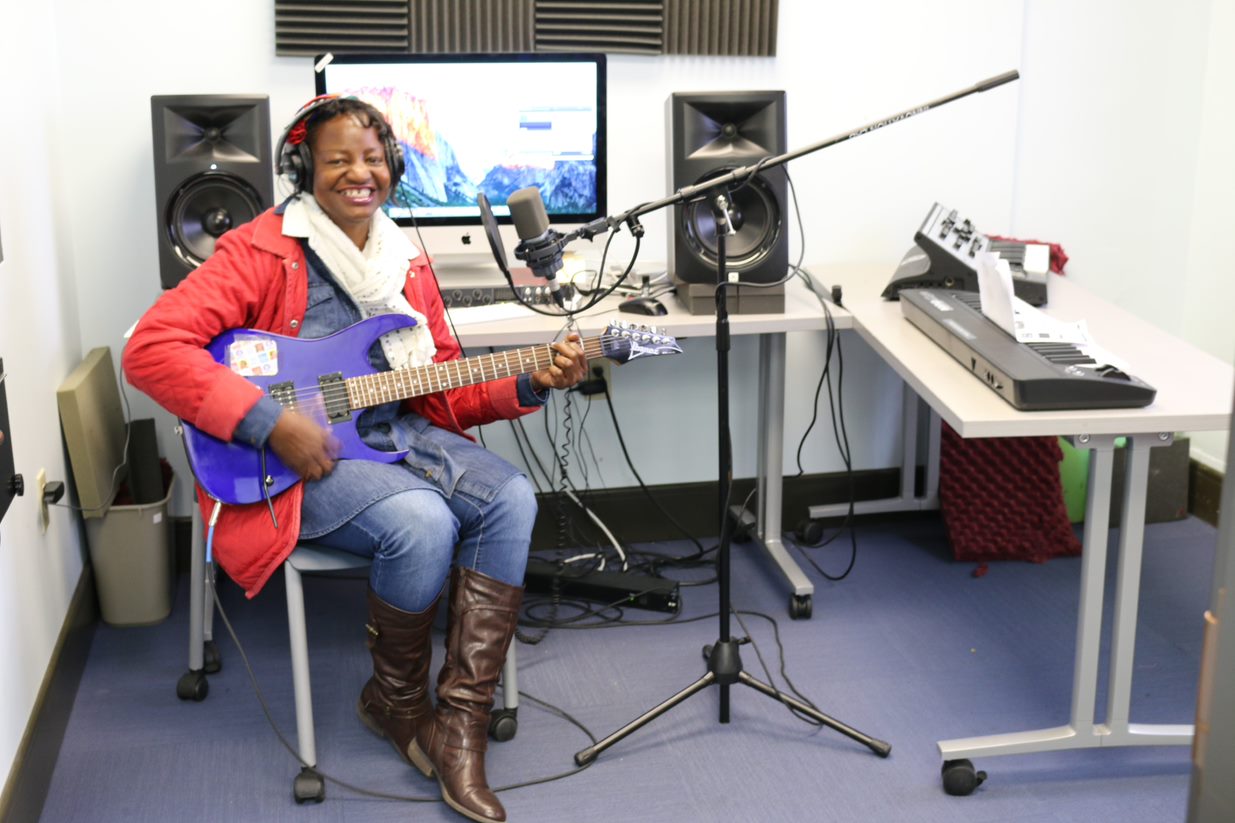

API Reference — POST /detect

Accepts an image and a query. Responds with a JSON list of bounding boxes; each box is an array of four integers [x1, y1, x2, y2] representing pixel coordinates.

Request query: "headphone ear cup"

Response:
[[386, 134, 404, 182], [281, 149, 298, 186], [295, 144, 314, 191]]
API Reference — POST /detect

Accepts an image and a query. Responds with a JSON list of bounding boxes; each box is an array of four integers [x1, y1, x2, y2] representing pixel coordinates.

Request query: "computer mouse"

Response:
[[619, 296, 668, 316]]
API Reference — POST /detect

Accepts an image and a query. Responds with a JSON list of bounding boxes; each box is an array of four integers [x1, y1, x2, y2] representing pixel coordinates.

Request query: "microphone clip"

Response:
[[514, 229, 566, 279]]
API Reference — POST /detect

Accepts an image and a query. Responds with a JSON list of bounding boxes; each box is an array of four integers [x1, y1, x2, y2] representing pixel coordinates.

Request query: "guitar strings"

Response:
[[270, 341, 607, 409], [255, 333, 645, 409]]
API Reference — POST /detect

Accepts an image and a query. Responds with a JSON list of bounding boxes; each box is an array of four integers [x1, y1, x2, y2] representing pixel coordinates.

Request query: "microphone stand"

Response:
[[558, 70, 1020, 767]]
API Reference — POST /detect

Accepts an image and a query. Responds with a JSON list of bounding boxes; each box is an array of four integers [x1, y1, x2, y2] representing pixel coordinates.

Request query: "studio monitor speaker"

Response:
[[151, 95, 274, 289], [667, 90, 788, 307]]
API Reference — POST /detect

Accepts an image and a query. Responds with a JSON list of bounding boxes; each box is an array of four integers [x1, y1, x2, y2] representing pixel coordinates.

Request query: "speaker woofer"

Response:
[[166, 172, 263, 267], [679, 170, 781, 276]]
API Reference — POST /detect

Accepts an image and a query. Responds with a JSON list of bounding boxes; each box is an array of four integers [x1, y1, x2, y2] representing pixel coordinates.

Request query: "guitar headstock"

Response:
[[599, 320, 682, 364]]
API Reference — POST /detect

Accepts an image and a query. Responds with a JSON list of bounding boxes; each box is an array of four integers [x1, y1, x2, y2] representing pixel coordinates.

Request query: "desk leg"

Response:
[[1106, 434, 1193, 746], [751, 333, 814, 610], [937, 434, 1190, 779], [807, 380, 939, 520]]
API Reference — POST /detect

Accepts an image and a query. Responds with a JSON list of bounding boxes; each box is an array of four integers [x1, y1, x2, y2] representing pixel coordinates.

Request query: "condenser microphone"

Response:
[[507, 186, 567, 307]]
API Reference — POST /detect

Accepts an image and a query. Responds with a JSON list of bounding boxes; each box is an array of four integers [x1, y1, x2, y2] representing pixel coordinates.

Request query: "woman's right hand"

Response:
[[267, 411, 341, 482]]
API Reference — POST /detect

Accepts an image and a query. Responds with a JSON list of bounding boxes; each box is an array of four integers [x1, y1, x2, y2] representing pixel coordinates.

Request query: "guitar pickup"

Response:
[[318, 372, 351, 423]]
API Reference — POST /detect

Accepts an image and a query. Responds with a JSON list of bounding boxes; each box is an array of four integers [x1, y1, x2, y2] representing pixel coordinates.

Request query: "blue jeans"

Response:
[[299, 420, 536, 612]]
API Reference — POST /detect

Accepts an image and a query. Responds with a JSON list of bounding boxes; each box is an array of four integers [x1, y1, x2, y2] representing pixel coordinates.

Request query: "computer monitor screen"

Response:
[[314, 52, 606, 264]]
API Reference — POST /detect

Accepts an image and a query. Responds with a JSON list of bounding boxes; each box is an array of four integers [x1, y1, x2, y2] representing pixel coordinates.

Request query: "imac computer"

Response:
[[314, 52, 607, 278]]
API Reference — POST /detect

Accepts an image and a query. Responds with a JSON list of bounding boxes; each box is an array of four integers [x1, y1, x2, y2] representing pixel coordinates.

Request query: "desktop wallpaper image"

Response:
[[354, 85, 599, 217]]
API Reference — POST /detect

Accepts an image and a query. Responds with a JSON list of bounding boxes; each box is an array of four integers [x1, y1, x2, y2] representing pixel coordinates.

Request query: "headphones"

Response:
[[274, 94, 405, 193]]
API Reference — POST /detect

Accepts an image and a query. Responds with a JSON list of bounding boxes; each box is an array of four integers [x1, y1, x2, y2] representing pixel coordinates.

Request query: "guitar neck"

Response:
[[345, 336, 605, 410]]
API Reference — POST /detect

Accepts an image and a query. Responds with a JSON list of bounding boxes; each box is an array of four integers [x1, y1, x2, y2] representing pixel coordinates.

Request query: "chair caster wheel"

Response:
[[489, 708, 518, 742], [292, 766, 325, 803], [203, 640, 222, 674], [176, 669, 208, 701], [941, 759, 986, 796], [795, 518, 825, 546], [789, 594, 812, 620]]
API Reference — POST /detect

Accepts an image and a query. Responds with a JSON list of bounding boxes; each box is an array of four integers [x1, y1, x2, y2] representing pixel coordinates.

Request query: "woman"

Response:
[[124, 95, 586, 823]]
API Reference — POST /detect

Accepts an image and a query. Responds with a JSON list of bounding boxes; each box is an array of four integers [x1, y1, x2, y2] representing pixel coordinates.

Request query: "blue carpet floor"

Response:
[[39, 513, 1216, 823]]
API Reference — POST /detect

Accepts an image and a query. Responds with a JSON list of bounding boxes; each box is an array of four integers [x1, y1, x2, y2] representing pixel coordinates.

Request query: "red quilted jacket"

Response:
[[123, 207, 538, 597]]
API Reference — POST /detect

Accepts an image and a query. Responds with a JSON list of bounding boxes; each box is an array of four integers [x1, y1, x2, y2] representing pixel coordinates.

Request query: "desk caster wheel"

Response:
[[203, 640, 222, 674], [292, 766, 325, 803], [176, 669, 208, 701], [489, 708, 518, 742], [789, 594, 812, 620], [941, 759, 986, 796]]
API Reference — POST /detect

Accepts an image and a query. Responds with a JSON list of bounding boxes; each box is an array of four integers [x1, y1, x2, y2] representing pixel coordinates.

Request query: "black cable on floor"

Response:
[[206, 576, 597, 804]]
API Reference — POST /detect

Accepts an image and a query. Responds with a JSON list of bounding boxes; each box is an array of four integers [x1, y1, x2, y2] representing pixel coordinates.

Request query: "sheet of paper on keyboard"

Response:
[[976, 252, 1131, 372], [977, 253, 1089, 345], [976, 253, 1018, 336]]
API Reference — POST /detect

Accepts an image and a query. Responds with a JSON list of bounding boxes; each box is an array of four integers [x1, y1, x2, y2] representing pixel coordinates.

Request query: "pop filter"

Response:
[[477, 193, 512, 280]]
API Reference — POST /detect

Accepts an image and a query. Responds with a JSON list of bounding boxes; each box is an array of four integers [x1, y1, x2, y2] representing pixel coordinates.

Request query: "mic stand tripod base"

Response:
[[573, 639, 891, 766]]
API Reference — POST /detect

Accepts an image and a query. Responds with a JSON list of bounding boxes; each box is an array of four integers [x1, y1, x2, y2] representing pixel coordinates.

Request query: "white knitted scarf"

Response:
[[282, 194, 436, 370]]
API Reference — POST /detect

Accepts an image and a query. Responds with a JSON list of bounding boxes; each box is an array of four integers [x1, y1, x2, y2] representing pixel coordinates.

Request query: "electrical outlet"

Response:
[[36, 468, 47, 532]]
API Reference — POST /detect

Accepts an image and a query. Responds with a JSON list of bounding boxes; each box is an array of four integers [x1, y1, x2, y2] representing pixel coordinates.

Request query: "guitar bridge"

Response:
[[318, 372, 352, 423], [268, 381, 296, 408]]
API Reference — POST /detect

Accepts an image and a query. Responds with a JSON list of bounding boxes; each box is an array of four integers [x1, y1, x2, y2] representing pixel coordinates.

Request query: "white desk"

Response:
[[451, 276, 851, 615], [831, 264, 1233, 787]]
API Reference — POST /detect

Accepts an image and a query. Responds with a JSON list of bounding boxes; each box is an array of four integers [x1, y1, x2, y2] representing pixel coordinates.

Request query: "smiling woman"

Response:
[[307, 110, 393, 247], [121, 94, 590, 823]]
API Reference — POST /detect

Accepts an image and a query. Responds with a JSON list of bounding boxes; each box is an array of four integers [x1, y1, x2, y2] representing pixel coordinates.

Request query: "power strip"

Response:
[[524, 558, 681, 613]]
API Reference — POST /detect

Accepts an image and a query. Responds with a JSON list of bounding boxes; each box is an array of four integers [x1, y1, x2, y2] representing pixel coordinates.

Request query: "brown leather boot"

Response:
[[355, 587, 442, 776], [411, 567, 522, 823]]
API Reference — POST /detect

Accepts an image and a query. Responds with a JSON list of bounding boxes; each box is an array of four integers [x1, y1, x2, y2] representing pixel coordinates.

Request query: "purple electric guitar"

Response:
[[180, 315, 681, 505]]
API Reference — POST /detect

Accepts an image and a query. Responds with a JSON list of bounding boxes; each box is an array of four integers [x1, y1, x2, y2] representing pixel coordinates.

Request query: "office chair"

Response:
[[177, 506, 520, 803]]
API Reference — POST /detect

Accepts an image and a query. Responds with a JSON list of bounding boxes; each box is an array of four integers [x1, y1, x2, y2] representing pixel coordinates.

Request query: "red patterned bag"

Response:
[[938, 423, 1081, 565]]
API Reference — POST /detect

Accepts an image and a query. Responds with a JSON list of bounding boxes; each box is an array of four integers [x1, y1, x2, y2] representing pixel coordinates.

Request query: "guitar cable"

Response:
[[258, 447, 279, 529]]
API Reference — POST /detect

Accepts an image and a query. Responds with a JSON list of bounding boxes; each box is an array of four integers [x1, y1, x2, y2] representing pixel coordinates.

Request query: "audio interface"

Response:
[[438, 266, 573, 308]]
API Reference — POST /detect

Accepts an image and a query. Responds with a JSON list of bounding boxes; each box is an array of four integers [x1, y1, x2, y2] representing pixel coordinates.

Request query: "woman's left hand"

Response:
[[531, 333, 589, 391]]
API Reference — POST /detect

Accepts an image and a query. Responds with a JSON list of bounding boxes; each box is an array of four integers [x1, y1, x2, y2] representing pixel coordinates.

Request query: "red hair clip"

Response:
[[287, 121, 309, 145]]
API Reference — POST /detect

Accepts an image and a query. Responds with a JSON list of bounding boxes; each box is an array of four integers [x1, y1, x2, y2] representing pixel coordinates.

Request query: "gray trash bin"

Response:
[[84, 474, 175, 626]]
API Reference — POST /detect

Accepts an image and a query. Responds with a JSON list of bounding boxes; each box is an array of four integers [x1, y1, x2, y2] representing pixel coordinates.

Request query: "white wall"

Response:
[[1014, 0, 1234, 467], [1180, 0, 1235, 469], [1, 0, 1231, 793], [0, 0, 87, 794]]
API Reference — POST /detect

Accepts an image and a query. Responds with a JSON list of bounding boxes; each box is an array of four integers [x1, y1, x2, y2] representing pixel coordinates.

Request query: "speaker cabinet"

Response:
[[151, 95, 274, 289], [667, 90, 787, 313]]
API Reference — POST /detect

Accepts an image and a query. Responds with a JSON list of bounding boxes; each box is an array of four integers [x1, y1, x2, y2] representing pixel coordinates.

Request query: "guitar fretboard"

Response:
[[345, 338, 607, 410]]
